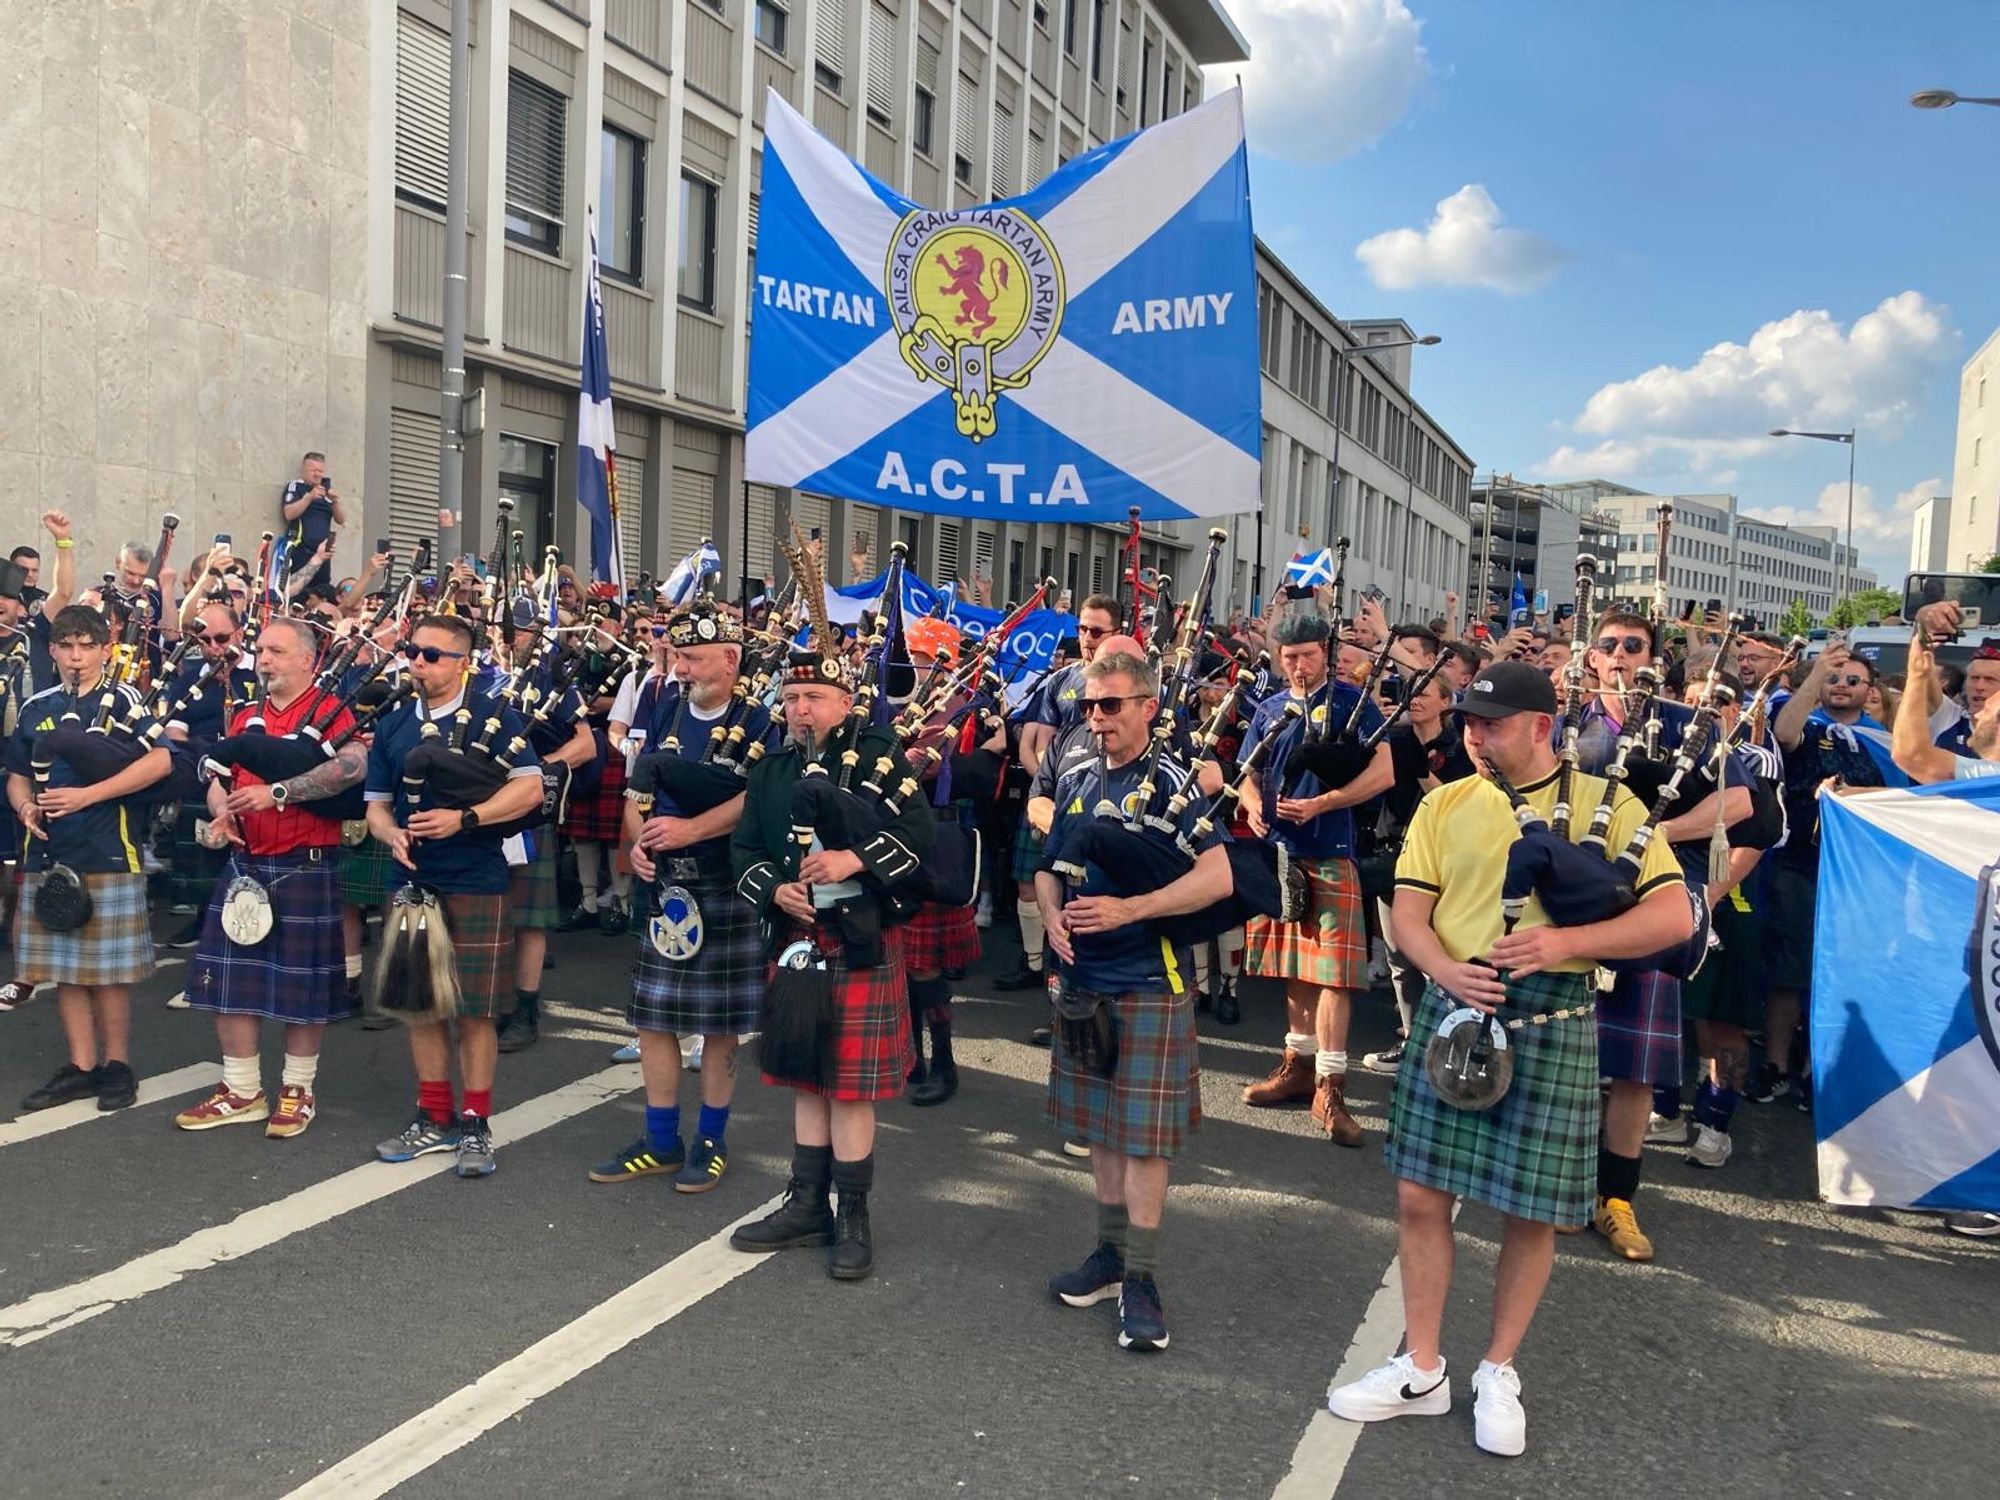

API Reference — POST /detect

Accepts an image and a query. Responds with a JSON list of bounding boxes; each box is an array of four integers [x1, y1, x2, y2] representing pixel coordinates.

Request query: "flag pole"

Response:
[[436, 0, 471, 566]]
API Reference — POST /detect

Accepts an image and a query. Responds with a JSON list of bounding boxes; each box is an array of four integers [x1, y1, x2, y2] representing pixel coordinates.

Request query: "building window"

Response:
[[394, 13, 451, 211], [954, 151, 973, 186], [1140, 35, 1154, 124], [599, 126, 645, 282], [755, 0, 788, 55], [913, 85, 935, 155], [505, 72, 567, 254], [815, 60, 843, 93], [1062, 0, 1078, 56], [1090, 0, 1107, 82], [498, 435, 559, 559], [677, 173, 718, 312]]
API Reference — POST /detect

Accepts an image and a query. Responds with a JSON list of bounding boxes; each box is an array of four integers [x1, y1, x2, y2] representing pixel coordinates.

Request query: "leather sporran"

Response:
[[1051, 976, 1119, 1079], [33, 864, 93, 933]]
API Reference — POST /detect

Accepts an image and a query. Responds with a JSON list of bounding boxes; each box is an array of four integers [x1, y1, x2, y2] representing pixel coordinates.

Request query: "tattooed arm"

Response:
[[221, 744, 367, 816]]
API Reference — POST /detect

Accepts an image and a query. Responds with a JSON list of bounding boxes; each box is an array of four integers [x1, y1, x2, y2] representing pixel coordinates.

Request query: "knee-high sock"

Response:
[[1194, 943, 1213, 993], [575, 842, 603, 910], [608, 858, 631, 901], [1016, 898, 1045, 972], [1218, 926, 1244, 976], [1692, 1078, 1741, 1132]]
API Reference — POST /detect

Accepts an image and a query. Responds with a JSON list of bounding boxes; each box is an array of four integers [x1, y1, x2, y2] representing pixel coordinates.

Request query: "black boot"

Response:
[[829, 1155, 875, 1280], [731, 1147, 835, 1252], [911, 1023, 958, 1106], [905, 983, 928, 1087], [1214, 977, 1241, 1026], [498, 993, 540, 1053]]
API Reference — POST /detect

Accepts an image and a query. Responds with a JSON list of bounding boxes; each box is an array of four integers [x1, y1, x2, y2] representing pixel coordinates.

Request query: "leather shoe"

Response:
[[96, 1061, 139, 1112], [910, 1061, 958, 1106], [993, 966, 1045, 991]]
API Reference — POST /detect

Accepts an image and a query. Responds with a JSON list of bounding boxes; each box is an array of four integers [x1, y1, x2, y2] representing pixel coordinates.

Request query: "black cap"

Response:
[[1458, 661, 1558, 719]]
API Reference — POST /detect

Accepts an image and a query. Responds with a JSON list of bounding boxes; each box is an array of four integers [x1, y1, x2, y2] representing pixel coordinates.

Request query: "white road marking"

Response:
[[0, 1062, 223, 1149], [278, 1192, 785, 1499], [0, 1064, 640, 1348], [1270, 1258, 1407, 1500]]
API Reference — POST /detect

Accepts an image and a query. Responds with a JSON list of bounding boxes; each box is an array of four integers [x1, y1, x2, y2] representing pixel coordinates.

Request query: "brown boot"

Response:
[[1243, 1049, 1316, 1107], [1312, 1075, 1365, 1147]]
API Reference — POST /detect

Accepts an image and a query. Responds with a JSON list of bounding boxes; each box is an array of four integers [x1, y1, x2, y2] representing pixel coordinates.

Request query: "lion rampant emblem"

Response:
[[886, 209, 1065, 441]]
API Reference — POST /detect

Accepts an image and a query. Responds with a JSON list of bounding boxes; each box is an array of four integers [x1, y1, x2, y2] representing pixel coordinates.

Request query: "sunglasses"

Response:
[[1081, 694, 1147, 716], [198, 632, 236, 645], [1832, 673, 1869, 688], [650, 625, 670, 637], [1595, 634, 1650, 656], [1077, 625, 1112, 639], [401, 643, 468, 664]]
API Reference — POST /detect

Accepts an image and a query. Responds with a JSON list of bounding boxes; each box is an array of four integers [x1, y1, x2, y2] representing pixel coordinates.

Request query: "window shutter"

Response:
[[791, 491, 831, 542], [1029, 101, 1051, 180], [744, 483, 780, 582], [953, 71, 978, 161], [1090, 554, 1105, 594], [993, 103, 1015, 194], [866, 2, 897, 119], [395, 14, 451, 207], [669, 468, 713, 563], [389, 408, 441, 561], [747, 191, 760, 248], [505, 73, 568, 231], [615, 452, 645, 583], [937, 521, 962, 582], [916, 37, 939, 92], [816, 0, 848, 65]]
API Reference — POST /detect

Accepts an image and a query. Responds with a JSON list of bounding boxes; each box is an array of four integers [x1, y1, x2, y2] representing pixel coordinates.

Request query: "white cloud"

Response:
[[1746, 476, 1946, 581], [1568, 291, 1953, 444], [1354, 184, 1568, 294], [1213, 0, 1429, 165]]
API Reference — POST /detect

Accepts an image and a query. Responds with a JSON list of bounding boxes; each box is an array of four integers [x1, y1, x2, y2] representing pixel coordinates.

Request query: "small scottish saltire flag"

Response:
[[577, 214, 625, 592], [746, 91, 1260, 522], [660, 540, 723, 607], [1286, 547, 1338, 589], [1511, 575, 1529, 617], [1814, 777, 2000, 1210]]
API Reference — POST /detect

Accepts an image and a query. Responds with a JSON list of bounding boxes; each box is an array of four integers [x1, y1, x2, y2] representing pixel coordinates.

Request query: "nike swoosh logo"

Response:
[[1401, 1378, 1446, 1400]]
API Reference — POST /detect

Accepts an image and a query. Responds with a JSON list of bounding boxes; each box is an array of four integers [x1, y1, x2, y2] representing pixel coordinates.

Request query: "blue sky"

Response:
[[1217, 0, 2000, 582]]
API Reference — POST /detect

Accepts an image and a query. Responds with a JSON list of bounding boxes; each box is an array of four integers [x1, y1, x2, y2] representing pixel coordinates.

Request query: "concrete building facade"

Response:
[[1946, 324, 2000, 572], [1910, 491, 1952, 574], [1468, 475, 1619, 621]]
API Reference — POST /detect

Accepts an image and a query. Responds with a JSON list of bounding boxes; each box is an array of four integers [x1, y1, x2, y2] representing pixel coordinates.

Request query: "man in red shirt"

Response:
[[177, 616, 365, 1138]]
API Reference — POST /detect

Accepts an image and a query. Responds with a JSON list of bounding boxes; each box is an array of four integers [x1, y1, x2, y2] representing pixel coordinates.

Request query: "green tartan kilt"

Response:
[[339, 835, 393, 906], [1385, 973, 1600, 1228]]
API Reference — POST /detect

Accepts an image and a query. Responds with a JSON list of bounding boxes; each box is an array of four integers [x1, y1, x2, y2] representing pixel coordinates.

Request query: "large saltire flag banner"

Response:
[[1814, 775, 2000, 1210], [578, 215, 626, 591], [746, 90, 1260, 522]]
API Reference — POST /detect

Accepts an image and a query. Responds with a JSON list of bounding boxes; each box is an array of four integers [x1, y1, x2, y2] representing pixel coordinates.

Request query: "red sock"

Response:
[[418, 1079, 455, 1125], [462, 1087, 493, 1121]]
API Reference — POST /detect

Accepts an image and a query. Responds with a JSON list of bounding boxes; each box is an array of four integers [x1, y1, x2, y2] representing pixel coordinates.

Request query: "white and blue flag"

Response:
[[1814, 776, 2000, 1210], [1286, 547, 1339, 590], [660, 540, 723, 607], [577, 215, 625, 592], [745, 90, 1260, 522]]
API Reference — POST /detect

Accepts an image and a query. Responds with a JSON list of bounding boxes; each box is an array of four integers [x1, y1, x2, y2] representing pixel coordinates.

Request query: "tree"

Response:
[[1977, 553, 2000, 575], [1778, 597, 1813, 638], [1825, 586, 1901, 630]]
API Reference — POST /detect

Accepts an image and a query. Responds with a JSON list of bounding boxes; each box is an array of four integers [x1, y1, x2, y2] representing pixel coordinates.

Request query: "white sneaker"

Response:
[[975, 895, 993, 929], [1327, 1352, 1450, 1423], [1471, 1361, 1525, 1456], [685, 1034, 705, 1072], [1361, 1044, 1405, 1076], [1687, 1123, 1733, 1168], [1645, 1110, 1689, 1145], [609, 1040, 640, 1063], [165, 989, 191, 1010]]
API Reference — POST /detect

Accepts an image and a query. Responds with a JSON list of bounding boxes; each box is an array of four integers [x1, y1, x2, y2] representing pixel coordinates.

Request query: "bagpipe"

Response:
[[200, 540, 430, 820], [1041, 530, 1307, 944]]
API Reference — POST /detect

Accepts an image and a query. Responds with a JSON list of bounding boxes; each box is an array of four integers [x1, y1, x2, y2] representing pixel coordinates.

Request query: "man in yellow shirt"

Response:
[[1328, 661, 1691, 1459]]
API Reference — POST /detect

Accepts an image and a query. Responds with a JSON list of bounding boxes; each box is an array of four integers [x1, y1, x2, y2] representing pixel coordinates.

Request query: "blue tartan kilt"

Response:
[[1385, 974, 1601, 1228], [1010, 809, 1045, 884], [629, 874, 763, 1036], [1047, 982, 1202, 1159], [15, 871, 154, 986], [1598, 967, 1683, 1089], [186, 851, 352, 1024]]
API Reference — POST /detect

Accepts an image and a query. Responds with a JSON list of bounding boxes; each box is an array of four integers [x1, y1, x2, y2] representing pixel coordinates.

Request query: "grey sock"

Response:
[[1124, 1224, 1159, 1277], [1096, 1200, 1129, 1253]]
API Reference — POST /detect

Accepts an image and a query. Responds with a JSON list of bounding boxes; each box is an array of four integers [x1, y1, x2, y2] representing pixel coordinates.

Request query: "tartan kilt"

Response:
[[185, 851, 350, 1023], [1048, 984, 1202, 1159], [508, 831, 560, 930], [630, 872, 762, 1035], [169, 803, 227, 909], [561, 752, 627, 842], [1010, 809, 1045, 884], [339, 833, 393, 906], [15, 871, 154, 986], [1244, 855, 1369, 990], [380, 885, 513, 1021], [1598, 967, 1683, 1088], [761, 921, 910, 1102], [902, 900, 980, 975], [1386, 974, 1600, 1227], [1680, 898, 1765, 1028]]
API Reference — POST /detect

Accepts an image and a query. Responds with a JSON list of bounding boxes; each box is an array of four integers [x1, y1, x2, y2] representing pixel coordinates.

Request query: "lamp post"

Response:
[[1911, 88, 2000, 109], [1770, 426, 1856, 603], [1326, 332, 1440, 551]]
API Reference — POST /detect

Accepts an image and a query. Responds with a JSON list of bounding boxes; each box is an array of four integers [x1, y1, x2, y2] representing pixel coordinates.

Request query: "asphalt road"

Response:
[[0, 914, 1992, 1499]]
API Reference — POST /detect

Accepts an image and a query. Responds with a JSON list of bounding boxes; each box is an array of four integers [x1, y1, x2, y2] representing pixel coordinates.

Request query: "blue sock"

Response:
[[645, 1104, 682, 1155], [697, 1103, 730, 1147]]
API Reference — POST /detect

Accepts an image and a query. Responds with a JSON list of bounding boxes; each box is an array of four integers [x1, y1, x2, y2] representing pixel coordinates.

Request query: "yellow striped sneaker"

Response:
[[265, 1085, 317, 1139], [674, 1136, 728, 1194], [587, 1136, 684, 1183], [175, 1087, 271, 1131]]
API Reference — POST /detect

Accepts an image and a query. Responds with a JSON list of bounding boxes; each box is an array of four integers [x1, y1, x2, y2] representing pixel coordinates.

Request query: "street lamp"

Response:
[[1770, 426, 1857, 603], [1911, 88, 2000, 109], [1326, 332, 1441, 607]]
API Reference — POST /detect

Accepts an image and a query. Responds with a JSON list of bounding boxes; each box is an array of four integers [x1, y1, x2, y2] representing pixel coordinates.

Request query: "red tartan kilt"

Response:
[[561, 751, 627, 842], [763, 923, 910, 1102], [901, 901, 980, 974]]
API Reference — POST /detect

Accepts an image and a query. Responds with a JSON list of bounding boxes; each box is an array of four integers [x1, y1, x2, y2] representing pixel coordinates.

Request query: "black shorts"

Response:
[[1762, 862, 1816, 991]]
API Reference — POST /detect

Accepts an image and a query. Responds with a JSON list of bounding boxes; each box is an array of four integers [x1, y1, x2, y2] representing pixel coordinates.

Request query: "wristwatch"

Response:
[[269, 782, 289, 807], [460, 806, 481, 832]]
